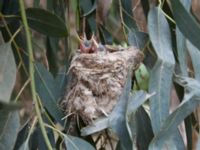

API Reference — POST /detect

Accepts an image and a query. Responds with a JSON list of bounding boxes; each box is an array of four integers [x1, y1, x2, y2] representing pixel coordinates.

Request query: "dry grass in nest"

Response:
[[60, 46, 144, 124]]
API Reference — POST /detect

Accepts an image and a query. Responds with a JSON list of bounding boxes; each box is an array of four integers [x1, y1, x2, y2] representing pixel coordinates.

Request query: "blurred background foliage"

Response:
[[1, 0, 200, 149]]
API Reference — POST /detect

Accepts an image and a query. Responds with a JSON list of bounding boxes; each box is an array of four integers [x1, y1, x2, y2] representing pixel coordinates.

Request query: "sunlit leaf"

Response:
[[134, 63, 149, 91], [0, 42, 16, 103]]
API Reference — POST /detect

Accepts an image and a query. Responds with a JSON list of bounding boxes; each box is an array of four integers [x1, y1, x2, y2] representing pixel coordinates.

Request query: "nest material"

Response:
[[61, 46, 144, 123]]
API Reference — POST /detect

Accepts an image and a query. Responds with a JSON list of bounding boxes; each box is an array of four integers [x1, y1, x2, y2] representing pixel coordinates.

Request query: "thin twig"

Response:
[[18, 0, 53, 150]]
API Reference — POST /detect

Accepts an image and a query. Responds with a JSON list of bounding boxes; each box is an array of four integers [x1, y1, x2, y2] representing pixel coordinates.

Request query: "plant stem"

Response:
[[18, 0, 53, 150]]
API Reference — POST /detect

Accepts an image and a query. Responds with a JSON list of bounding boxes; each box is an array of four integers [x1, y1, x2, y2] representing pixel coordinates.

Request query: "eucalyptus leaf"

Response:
[[171, 0, 200, 52], [0, 112, 20, 150], [79, 0, 96, 31], [108, 73, 132, 150], [25, 8, 68, 37], [186, 40, 200, 149], [186, 41, 200, 80], [0, 42, 16, 103], [81, 118, 109, 136], [128, 31, 149, 49], [136, 107, 154, 150], [82, 1, 96, 17], [175, 0, 191, 76], [149, 76, 200, 149], [14, 120, 30, 150], [148, 7, 175, 134], [126, 91, 154, 150], [64, 135, 95, 150], [121, 0, 137, 30], [35, 63, 64, 124]]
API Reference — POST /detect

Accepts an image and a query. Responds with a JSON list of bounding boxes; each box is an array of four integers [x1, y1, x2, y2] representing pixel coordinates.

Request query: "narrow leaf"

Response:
[[109, 73, 132, 150], [149, 76, 200, 149], [35, 63, 64, 124], [136, 107, 154, 150], [0, 42, 16, 103], [25, 8, 68, 37], [81, 118, 109, 136], [14, 121, 30, 150], [0, 112, 20, 150], [64, 135, 95, 150], [175, 0, 191, 76], [128, 31, 149, 49], [148, 7, 175, 134], [121, 0, 137, 30], [80, 0, 96, 31], [126, 91, 154, 141], [187, 41, 200, 80], [171, 0, 200, 51]]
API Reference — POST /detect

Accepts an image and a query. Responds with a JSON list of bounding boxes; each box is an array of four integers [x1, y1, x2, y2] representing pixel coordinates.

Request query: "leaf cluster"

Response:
[[1, 0, 200, 149]]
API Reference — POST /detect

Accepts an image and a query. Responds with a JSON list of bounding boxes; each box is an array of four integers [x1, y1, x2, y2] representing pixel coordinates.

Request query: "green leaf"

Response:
[[128, 31, 149, 49], [148, 7, 175, 134], [46, 37, 59, 76], [121, 0, 137, 30], [82, 1, 96, 17], [126, 91, 154, 149], [134, 63, 149, 91], [149, 76, 200, 149], [14, 121, 30, 150], [108, 73, 132, 150], [79, 0, 96, 31], [187, 41, 200, 149], [81, 118, 109, 136], [35, 63, 64, 124], [64, 135, 95, 150], [25, 8, 68, 37], [135, 107, 154, 150], [0, 111, 20, 150], [175, 0, 191, 76], [176, 28, 187, 76], [187, 41, 200, 81], [0, 42, 16, 103], [171, 0, 200, 52]]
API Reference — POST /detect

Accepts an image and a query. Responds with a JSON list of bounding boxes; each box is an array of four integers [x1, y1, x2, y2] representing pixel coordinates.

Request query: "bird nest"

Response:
[[60, 46, 144, 124]]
